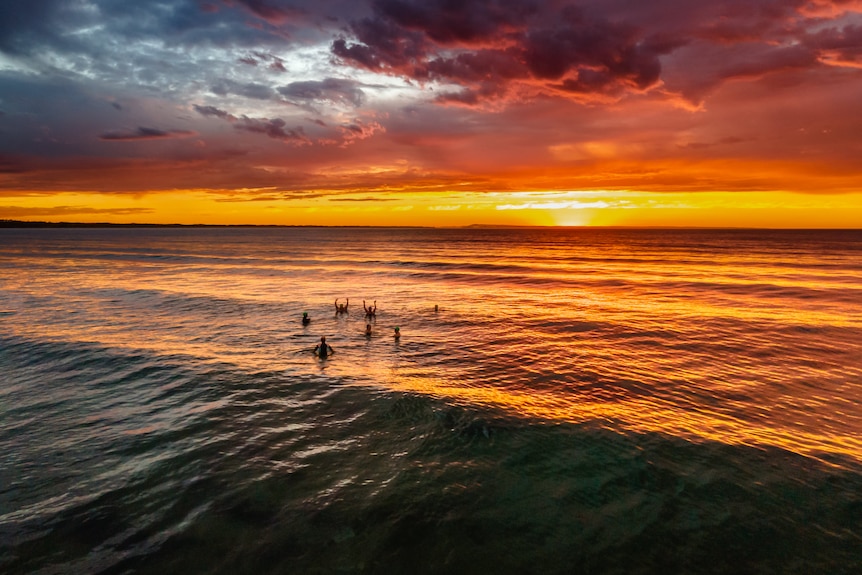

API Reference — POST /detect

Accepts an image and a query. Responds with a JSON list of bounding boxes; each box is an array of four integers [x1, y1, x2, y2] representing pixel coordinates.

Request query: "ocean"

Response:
[[1, 226, 861, 574]]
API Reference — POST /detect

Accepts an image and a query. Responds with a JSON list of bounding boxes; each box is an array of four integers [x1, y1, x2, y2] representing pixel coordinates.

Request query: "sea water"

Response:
[[1, 227, 861, 574]]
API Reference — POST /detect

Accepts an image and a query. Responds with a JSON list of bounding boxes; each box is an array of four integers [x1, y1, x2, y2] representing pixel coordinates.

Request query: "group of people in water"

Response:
[[310, 298, 406, 358]]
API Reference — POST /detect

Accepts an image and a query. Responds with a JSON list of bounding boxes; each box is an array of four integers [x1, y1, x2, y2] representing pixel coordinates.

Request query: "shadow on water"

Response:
[[4, 388, 859, 575]]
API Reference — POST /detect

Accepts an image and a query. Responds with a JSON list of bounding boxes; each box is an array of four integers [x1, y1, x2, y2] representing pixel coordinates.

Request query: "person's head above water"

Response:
[[320, 336, 326, 342], [303, 312, 308, 317]]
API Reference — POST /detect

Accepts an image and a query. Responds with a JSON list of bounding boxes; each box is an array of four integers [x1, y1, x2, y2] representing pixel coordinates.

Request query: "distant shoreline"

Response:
[[1, 220, 859, 231], [0, 220, 429, 229]]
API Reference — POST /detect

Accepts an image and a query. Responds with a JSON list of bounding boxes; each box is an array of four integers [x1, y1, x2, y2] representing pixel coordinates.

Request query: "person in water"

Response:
[[334, 298, 349, 314], [365, 323, 372, 336], [314, 336, 334, 358], [302, 312, 311, 325], [393, 326, 400, 339], [363, 300, 377, 317]]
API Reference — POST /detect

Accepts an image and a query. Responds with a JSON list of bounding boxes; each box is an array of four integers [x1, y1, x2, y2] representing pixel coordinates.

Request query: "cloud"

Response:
[[372, 0, 537, 45], [329, 196, 398, 202], [193, 104, 308, 142], [332, 1, 684, 105], [496, 200, 613, 210], [0, 0, 69, 54], [229, 0, 306, 24], [3, 0, 862, 212], [193, 102, 383, 146], [193, 104, 237, 121], [211, 79, 276, 100], [277, 78, 366, 107], [329, 0, 862, 108], [235, 117, 310, 143], [239, 50, 288, 71], [0, 205, 154, 217], [806, 23, 862, 65], [98, 127, 197, 141], [338, 119, 386, 146]]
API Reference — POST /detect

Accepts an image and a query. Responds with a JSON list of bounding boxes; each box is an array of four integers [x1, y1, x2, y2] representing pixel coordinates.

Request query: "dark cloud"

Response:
[[98, 127, 197, 141], [277, 78, 366, 107], [194, 104, 237, 121], [193, 102, 380, 146], [236, 50, 289, 71], [332, 0, 680, 104], [332, 22, 427, 72], [0, 0, 70, 54], [235, 117, 310, 143], [372, 0, 538, 45], [229, 0, 306, 23], [193, 104, 308, 142], [805, 23, 862, 63], [0, 154, 30, 174], [211, 79, 276, 100], [330, 0, 862, 107]]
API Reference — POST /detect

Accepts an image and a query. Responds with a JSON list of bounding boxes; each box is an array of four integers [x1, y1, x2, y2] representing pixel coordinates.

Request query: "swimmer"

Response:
[[434, 304, 438, 312], [334, 298, 349, 314], [393, 326, 400, 339], [363, 299, 377, 318], [302, 312, 311, 325], [314, 336, 334, 358], [365, 323, 372, 336]]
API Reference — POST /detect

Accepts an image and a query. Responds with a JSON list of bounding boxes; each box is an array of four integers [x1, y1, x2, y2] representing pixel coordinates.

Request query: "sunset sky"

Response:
[[1, 0, 861, 226]]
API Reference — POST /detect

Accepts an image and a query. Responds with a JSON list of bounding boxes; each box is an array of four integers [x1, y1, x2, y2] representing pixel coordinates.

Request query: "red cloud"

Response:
[[227, 0, 305, 24], [331, 0, 861, 108], [332, 1, 683, 106]]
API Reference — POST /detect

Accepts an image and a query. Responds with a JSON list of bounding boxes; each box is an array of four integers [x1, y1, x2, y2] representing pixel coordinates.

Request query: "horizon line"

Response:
[[1, 219, 861, 231]]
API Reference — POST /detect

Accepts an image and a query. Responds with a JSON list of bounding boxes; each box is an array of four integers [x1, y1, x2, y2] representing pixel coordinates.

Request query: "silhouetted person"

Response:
[[302, 312, 311, 325], [335, 298, 349, 314], [314, 336, 333, 358], [363, 300, 376, 318]]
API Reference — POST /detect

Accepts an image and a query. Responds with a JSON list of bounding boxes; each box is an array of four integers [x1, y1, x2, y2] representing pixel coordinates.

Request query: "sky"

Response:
[[1, 0, 861, 227]]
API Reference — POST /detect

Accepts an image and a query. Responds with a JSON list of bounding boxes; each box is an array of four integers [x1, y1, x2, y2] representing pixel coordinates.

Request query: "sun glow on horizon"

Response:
[[3, 189, 862, 228]]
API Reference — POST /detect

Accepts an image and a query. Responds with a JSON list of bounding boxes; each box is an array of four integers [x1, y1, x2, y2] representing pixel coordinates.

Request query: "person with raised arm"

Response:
[[363, 300, 377, 318], [334, 298, 349, 314]]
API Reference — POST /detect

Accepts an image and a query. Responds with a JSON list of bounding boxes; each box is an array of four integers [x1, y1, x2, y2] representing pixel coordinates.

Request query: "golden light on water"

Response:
[[376, 373, 862, 467], [6, 225, 861, 470]]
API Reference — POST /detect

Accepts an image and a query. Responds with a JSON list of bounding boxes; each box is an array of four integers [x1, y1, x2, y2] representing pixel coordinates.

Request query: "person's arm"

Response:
[[334, 298, 339, 311], [373, 300, 377, 311], [363, 300, 367, 311], [345, 298, 349, 309]]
